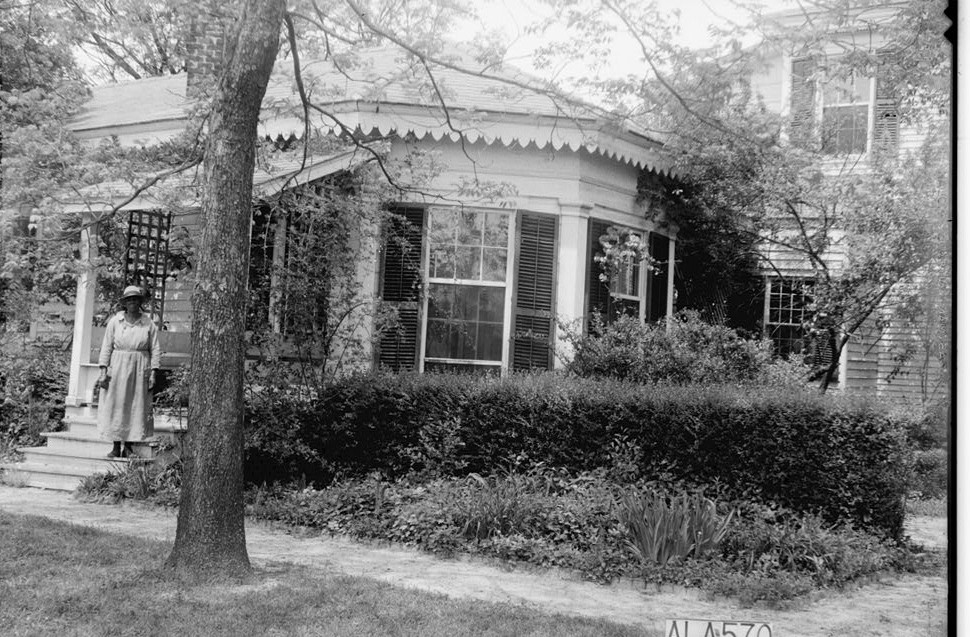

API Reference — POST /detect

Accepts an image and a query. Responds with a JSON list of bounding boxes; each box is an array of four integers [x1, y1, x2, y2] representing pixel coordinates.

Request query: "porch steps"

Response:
[[0, 404, 186, 492]]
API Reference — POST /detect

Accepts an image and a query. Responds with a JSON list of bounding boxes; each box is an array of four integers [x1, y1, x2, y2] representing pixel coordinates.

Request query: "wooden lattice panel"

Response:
[[124, 210, 172, 326]]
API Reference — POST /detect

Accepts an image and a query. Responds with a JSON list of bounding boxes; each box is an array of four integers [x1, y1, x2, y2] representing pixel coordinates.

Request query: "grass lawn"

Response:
[[0, 512, 647, 637], [906, 497, 947, 518]]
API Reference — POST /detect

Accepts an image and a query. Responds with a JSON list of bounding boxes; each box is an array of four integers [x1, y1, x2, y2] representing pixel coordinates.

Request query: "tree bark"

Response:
[[166, 0, 284, 580]]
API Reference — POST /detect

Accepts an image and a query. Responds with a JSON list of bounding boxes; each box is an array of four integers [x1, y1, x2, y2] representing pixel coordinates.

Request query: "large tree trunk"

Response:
[[166, 0, 284, 580]]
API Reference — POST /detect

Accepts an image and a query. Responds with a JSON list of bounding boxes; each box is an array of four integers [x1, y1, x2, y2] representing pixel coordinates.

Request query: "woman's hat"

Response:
[[119, 285, 145, 301]]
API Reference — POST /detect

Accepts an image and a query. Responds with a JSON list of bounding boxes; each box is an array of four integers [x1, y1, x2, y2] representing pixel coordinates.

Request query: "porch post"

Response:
[[553, 204, 591, 367], [665, 235, 676, 327], [66, 213, 99, 406]]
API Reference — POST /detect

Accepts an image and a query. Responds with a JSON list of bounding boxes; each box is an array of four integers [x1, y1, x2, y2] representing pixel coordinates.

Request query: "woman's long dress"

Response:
[[97, 312, 161, 441]]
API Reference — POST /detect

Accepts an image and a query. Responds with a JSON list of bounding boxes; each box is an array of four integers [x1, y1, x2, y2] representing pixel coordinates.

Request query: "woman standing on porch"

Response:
[[96, 285, 161, 458]]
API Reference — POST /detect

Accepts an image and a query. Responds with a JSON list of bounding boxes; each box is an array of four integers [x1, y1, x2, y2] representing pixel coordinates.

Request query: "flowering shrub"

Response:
[[561, 310, 804, 386]]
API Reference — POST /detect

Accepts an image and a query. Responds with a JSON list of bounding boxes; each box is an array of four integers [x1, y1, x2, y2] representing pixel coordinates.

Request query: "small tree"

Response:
[[165, 0, 285, 579], [529, 0, 951, 393]]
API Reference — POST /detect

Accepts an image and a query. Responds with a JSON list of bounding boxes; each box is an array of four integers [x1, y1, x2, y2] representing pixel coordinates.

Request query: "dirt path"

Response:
[[0, 485, 947, 636]]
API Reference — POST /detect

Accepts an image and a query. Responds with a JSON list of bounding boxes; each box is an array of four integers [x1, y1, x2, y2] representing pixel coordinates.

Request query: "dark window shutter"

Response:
[[586, 219, 612, 331], [872, 77, 899, 153], [790, 57, 816, 147], [808, 329, 839, 382], [512, 212, 557, 371], [378, 207, 424, 371], [647, 232, 669, 323]]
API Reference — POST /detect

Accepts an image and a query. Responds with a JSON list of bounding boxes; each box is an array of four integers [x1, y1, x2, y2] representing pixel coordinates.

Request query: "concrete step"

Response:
[[40, 431, 158, 459], [3, 402, 187, 493], [17, 446, 135, 472], [0, 463, 90, 491]]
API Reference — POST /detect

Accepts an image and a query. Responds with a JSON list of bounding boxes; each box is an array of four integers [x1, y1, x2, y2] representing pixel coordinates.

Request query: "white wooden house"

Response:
[[746, 4, 948, 402], [4, 46, 679, 489]]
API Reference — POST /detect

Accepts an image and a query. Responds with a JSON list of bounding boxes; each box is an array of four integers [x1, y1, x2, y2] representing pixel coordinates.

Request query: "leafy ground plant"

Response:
[[617, 488, 735, 566], [77, 462, 924, 604]]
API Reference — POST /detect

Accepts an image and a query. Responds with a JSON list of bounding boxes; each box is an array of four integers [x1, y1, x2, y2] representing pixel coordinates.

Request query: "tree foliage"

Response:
[[531, 0, 950, 394]]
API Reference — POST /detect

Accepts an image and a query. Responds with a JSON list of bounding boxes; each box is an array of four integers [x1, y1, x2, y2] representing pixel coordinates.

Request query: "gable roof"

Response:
[[70, 46, 673, 175]]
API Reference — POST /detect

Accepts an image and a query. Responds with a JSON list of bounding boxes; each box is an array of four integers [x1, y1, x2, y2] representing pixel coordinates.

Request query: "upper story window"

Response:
[[821, 73, 871, 154], [790, 56, 897, 156]]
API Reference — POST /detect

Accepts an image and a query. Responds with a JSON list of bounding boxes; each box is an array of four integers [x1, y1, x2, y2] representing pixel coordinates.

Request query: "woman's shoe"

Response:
[[121, 443, 135, 459], [107, 442, 122, 458]]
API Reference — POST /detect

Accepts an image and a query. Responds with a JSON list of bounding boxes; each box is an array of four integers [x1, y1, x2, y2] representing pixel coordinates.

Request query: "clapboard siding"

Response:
[[842, 317, 881, 393], [876, 323, 948, 403]]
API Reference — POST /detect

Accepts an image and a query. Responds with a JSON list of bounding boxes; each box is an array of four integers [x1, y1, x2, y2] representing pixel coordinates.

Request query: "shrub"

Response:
[[910, 448, 947, 499], [243, 386, 327, 486], [77, 457, 182, 506], [895, 404, 949, 500], [0, 345, 68, 458], [242, 371, 913, 537], [718, 502, 899, 587], [561, 311, 801, 386]]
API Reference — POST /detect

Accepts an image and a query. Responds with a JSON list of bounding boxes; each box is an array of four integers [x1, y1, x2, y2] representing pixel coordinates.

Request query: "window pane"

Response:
[[425, 320, 458, 358], [457, 210, 482, 245], [430, 248, 456, 279], [428, 285, 454, 318], [823, 105, 868, 154], [610, 258, 639, 297], [823, 74, 870, 104], [478, 323, 504, 360], [454, 285, 481, 319], [478, 286, 505, 322], [482, 248, 507, 281], [426, 283, 505, 362], [454, 246, 481, 280], [429, 208, 454, 235], [483, 213, 509, 247], [428, 208, 509, 283]]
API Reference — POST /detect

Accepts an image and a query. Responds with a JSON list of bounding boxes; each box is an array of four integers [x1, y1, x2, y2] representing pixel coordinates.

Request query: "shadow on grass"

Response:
[[0, 512, 647, 637]]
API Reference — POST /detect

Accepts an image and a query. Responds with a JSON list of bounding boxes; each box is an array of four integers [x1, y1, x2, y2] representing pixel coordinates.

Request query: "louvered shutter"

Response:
[[872, 76, 899, 154], [809, 328, 839, 382], [378, 207, 424, 371], [511, 212, 557, 370], [790, 57, 816, 147], [586, 219, 612, 332]]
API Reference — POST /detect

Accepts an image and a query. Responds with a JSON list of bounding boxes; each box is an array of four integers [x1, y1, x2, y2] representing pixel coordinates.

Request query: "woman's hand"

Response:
[[147, 369, 157, 389]]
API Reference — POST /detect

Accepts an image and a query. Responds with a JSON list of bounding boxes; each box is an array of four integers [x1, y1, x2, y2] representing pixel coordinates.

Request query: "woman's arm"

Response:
[[148, 320, 162, 389], [97, 316, 116, 372], [149, 321, 162, 370]]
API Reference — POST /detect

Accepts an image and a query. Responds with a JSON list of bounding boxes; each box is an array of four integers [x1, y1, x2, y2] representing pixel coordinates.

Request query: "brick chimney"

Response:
[[184, 1, 238, 98]]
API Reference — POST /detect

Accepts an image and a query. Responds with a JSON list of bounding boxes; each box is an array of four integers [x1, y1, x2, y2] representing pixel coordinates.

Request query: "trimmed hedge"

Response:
[[243, 372, 913, 539]]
